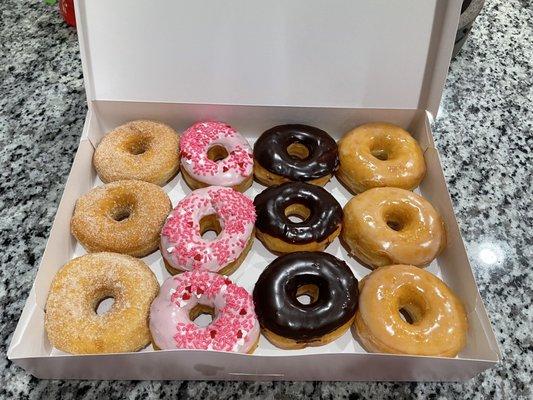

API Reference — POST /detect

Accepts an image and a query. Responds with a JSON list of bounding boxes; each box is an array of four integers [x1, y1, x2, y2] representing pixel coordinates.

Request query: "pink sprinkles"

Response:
[[161, 186, 256, 271], [180, 121, 253, 183], [170, 271, 257, 351]]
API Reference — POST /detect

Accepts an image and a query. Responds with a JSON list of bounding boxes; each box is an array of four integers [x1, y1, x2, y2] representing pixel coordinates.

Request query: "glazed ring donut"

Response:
[[253, 252, 359, 349], [45, 252, 159, 354], [253, 124, 339, 186], [71, 180, 172, 257], [354, 264, 467, 357], [161, 186, 255, 275], [93, 120, 180, 186], [342, 187, 446, 269], [150, 271, 260, 353], [254, 182, 342, 253], [337, 122, 426, 193], [180, 121, 253, 192]]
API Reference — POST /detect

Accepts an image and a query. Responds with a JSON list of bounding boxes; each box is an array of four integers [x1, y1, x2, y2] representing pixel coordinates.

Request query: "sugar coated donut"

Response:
[[93, 120, 180, 186], [45, 252, 159, 354], [254, 182, 342, 253], [253, 252, 359, 349], [180, 121, 253, 192], [354, 264, 467, 357], [342, 187, 446, 269], [253, 124, 339, 186], [161, 186, 255, 275], [150, 271, 260, 353], [71, 180, 172, 257], [338, 122, 426, 193]]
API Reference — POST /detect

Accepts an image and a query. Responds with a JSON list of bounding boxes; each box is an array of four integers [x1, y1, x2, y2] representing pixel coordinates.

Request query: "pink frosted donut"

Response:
[[149, 271, 260, 353], [161, 186, 255, 275], [180, 121, 253, 192]]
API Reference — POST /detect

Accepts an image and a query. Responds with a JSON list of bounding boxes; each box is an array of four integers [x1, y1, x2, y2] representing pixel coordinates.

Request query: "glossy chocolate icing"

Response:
[[253, 252, 359, 341], [253, 124, 339, 181], [254, 182, 343, 244]]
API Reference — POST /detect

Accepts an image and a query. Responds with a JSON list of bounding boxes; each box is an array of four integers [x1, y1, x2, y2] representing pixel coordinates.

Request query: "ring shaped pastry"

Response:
[[354, 264, 467, 357], [337, 122, 426, 193], [254, 182, 342, 253], [93, 120, 180, 186], [342, 187, 446, 269], [150, 271, 260, 353], [45, 252, 159, 354], [253, 252, 359, 349], [71, 180, 172, 257], [253, 124, 339, 186], [180, 122, 253, 192], [161, 186, 255, 275]]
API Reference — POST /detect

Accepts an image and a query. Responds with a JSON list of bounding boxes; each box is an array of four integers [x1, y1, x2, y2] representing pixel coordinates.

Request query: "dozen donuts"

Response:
[[44, 119, 469, 359]]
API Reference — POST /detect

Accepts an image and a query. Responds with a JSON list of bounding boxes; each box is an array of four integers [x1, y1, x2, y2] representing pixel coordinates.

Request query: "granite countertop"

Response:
[[0, 0, 531, 398]]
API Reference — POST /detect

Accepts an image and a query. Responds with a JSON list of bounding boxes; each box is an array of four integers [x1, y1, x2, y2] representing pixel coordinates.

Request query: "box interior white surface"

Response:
[[8, 0, 500, 381]]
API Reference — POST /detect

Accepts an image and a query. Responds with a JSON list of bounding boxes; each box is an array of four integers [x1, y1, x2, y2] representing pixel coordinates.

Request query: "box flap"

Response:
[[75, 0, 460, 116]]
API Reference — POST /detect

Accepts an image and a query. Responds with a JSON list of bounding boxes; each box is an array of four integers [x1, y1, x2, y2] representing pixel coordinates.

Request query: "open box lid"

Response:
[[75, 0, 461, 118]]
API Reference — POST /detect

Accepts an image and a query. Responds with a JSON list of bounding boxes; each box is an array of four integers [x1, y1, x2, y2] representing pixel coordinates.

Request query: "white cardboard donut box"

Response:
[[7, 0, 500, 381]]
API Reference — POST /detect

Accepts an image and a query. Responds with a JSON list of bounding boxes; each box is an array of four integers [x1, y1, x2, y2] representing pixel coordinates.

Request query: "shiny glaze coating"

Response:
[[355, 264, 467, 357], [254, 182, 342, 244], [253, 252, 358, 341], [337, 122, 426, 193], [342, 187, 446, 268], [254, 124, 339, 181]]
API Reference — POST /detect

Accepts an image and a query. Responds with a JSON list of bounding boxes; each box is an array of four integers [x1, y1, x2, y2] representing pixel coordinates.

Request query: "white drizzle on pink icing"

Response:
[[149, 271, 260, 352], [161, 186, 255, 272], [180, 121, 253, 187]]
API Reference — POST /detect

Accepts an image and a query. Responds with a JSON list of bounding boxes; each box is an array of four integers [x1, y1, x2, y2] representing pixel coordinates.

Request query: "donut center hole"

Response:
[[189, 304, 215, 327], [287, 142, 310, 160], [125, 136, 150, 155], [199, 214, 222, 241], [397, 288, 427, 325], [284, 203, 311, 224], [296, 284, 319, 305], [207, 145, 229, 162], [383, 209, 411, 232], [110, 204, 133, 222], [95, 297, 115, 315], [398, 308, 415, 324]]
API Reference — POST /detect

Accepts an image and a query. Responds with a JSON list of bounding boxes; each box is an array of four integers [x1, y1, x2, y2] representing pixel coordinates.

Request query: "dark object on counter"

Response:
[[453, 0, 485, 58]]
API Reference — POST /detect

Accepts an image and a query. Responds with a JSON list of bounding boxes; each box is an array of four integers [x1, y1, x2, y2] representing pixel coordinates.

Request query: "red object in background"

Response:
[[59, 0, 76, 27]]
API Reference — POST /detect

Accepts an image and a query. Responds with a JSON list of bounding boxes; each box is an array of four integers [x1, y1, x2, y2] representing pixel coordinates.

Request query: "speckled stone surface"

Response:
[[0, 0, 531, 398]]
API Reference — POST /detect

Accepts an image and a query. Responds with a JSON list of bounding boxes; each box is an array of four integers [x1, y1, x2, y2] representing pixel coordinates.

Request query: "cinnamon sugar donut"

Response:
[[93, 120, 180, 186], [338, 123, 426, 193], [71, 180, 172, 257], [354, 265, 467, 357], [45, 252, 159, 354], [342, 187, 446, 269]]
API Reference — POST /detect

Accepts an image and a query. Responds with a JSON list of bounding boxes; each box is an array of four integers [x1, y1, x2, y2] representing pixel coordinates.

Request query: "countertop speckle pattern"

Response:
[[1, 0, 531, 398]]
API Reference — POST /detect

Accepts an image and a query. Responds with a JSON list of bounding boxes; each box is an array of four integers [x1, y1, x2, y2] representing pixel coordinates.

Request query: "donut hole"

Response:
[[369, 138, 394, 161], [207, 145, 229, 162], [125, 137, 150, 155], [110, 204, 134, 222], [284, 203, 311, 224], [189, 304, 215, 327], [95, 297, 115, 316], [287, 142, 310, 160], [383, 206, 414, 232], [296, 284, 319, 305], [370, 148, 389, 161], [397, 288, 427, 325], [199, 214, 222, 241]]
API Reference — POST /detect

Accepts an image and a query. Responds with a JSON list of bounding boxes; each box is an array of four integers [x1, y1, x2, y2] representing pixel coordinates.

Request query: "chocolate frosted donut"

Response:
[[253, 252, 359, 349], [254, 182, 342, 253], [253, 124, 339, 186]]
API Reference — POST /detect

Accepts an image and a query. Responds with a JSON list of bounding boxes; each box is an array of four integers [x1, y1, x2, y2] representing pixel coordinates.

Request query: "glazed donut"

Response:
[[253, 252, 359, 349], [254, 182, 342, 253], [150, 271, 260, 353], [161, 186, 255, 275], [337, 122, 426, 193], [180, 121, 253, 192], [45, 252, 159, 354], [93, 120, 180, 186], [342, 187, 446, 269], [354, 264, 467, 357], [253, 124, 339, 186], [71, 180, 172, 257]]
